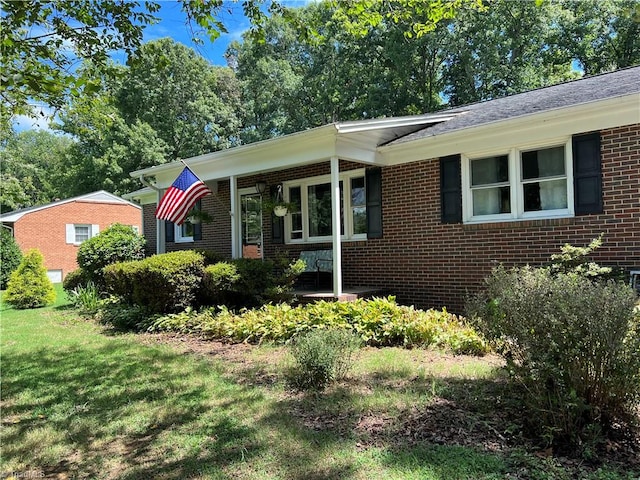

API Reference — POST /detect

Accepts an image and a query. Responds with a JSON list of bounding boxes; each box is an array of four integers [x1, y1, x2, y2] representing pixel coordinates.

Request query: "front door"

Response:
[[241, 192, 263, 259]]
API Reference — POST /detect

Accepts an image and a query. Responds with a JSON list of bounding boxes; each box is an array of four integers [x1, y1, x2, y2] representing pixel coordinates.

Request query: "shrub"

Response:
[[62, 268, 90, 292], [202, 262, 240, 305], [200, 257, 304, 308], [77, 223, 146, 286], [103, 250, 205, 315], [0, 228, 22, 290], [4, 249, 55, 309], [286, 329, 361, 391], [467, 264, 640, 447]]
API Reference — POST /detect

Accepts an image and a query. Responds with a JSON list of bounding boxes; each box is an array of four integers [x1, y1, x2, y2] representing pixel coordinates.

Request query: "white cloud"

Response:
[[12, 105, 57, 133]]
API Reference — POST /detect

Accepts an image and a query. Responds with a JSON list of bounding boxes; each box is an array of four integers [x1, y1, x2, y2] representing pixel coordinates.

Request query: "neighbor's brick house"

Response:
[[1, 191, 141, 283], [128, 67, 640, 312]]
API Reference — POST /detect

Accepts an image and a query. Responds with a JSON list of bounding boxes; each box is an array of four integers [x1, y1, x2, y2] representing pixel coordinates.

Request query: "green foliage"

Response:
[[467, 262, 640, 448], [0, 130, 72, 212], [103, 250, 205, 314], [148, 297, 488, 355], [4, 249, 55, 309], [76, 223, 146, 285], [200, 257, 304, 308], [0, 228, 22, 289], [548, 234, 612, 278], [286, 328, 361, 391], [62, 268, 90, 292], [66, 282, 102, 315]]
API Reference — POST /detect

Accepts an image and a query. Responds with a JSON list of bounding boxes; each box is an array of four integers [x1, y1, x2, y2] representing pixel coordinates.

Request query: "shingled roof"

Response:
[[390, 66, 640, 146]]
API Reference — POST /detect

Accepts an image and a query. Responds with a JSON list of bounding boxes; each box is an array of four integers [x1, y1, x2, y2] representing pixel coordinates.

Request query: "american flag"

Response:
[[155, 166, 211, 225]]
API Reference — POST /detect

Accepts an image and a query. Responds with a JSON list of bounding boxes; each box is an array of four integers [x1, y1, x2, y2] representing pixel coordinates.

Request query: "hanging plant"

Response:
[[185, 208, 213, 224], [262, 185, 296, 217]]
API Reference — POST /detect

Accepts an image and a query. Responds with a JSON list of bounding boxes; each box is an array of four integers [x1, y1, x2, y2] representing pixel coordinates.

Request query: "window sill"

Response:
[[286, 236, 367, 245], [462, 216, 575, 231]]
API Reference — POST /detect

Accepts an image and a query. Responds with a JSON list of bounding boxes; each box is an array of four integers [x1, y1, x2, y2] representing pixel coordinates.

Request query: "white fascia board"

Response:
[[123, 188, 157, 205], [379, 93, 640, 165], [335, 113, 460, 134]]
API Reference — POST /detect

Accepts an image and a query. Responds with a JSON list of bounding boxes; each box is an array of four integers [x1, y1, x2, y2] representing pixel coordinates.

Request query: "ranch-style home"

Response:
[[127, 66, 640, 311], [0, 191, 142, 283]]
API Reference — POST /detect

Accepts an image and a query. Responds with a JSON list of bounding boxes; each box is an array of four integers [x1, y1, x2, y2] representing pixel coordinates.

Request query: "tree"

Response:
[[56, 92, 170, 196], [115, 38, 243, 159], [4, 249, 56, 308], [0, 228, 22, 290], [442, 0, 577, 106], [0, 130, 72, 211]]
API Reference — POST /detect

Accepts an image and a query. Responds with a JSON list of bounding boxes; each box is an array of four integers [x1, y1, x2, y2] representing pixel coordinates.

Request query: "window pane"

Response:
[[472, 187, 511, 215], [351, 177, 365, 206], [353, 206, 366, 234], [471, 155, 509, 186], [522, 146, 565, 180], [74, 225, 89, 243], [308, 183, 332, 237], [181, 222, 194, 238], [523, 179, 568, 211], [289, 186, 302, 239]]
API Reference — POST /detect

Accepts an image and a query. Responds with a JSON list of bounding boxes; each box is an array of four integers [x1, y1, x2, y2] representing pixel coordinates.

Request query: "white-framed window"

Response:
[[284, 169, 367, 243], [175, 222, 195, 243], [66, 224, 99, 245], [462, 139, 573, 223]]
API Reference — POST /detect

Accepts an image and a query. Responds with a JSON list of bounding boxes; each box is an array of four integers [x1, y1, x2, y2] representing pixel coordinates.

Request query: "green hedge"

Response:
[[148, 296, 488, 355], [104, 250, 205, 314]]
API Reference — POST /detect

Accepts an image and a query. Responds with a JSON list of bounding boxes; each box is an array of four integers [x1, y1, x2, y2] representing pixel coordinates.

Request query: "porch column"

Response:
[[330, 156, 343, 296], [230, 175, 239, 259], [156, 189, 166, 254]]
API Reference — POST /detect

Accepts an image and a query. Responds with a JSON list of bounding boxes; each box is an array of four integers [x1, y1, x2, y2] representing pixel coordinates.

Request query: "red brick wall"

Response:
[[13, 200, 141, 280]]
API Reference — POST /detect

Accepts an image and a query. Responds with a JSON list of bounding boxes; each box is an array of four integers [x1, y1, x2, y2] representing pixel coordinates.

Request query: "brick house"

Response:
[[127, 67, 640, 311], [0, 191, 142, 283]]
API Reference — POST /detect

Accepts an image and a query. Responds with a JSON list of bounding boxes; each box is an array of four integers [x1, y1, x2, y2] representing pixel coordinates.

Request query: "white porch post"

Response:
[[156, 190, 166, 254], [330, 156, 342, 297], [230, 175, 239, 259]]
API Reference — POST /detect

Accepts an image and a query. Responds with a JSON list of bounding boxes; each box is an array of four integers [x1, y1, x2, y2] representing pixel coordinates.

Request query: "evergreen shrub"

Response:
[[4, 249, 55, 308], [0, 228, 22, 290], [103, 250, 204, 314]]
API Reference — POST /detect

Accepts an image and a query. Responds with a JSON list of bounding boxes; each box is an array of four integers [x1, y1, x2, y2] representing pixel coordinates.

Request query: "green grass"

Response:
[[1, 289, 637, 479]]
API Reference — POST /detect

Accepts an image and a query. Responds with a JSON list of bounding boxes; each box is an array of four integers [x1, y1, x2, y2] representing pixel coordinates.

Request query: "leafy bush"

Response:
[[67, 282, 102, 315], [103, 250, 205, 314], [62, 268, 90, 292], [4, 249, 55, 308], [200, 257, 305, 308], [148, 296, 488, 355], [467, 263, 640, 447], [96, 296, 155, 331], [0, 228, 22, 290], [77, 223, 146, 285], [202, 262, 240, 305], [286, 329, 361, 391]]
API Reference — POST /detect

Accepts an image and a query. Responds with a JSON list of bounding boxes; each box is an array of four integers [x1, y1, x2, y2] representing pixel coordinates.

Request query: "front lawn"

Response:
[[1, 289, 637, 479]]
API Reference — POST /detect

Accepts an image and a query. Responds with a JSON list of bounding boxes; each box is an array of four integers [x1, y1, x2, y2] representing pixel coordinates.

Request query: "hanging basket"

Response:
[[273, 205, 288, 217]]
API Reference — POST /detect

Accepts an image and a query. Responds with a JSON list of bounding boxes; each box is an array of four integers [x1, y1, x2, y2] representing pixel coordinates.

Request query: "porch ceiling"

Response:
[[129, 113, 457, 190]]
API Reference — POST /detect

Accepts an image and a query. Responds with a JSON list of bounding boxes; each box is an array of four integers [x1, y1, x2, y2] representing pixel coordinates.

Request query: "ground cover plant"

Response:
[[146, 296, 488, 355], [1, 290, 638, 479]]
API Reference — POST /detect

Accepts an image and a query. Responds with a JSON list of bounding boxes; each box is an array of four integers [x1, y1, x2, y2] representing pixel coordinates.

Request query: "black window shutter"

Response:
[[366, 167, 383, 239], [440, 154, 462, 223], [165, 220, 174, 242], [572, 132, 603, 215], [193, 222, 202, 241], [272, 215, 284, 244]]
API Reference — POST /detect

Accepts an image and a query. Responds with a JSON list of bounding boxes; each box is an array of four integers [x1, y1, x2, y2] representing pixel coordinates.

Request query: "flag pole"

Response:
[[178, 159, 209, 189]]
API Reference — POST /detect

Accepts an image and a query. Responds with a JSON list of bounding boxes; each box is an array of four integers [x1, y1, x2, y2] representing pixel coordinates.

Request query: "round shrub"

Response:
[[77, 223, 146, 285], [4, 249, 56, 308], [0, 228, 22, 290], [202, 262, 240, 305]]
